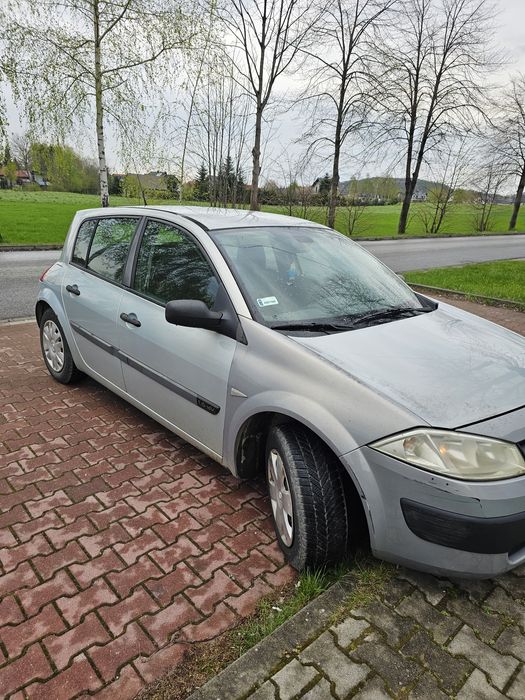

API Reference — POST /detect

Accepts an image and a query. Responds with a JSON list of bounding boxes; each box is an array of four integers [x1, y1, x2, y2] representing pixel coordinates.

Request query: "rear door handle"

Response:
[[120, 312, 141, 328], [65, 284, 80, 296]]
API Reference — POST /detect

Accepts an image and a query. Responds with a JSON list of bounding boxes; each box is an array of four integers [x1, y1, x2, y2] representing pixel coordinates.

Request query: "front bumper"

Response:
[[342, 441, 525, 578]]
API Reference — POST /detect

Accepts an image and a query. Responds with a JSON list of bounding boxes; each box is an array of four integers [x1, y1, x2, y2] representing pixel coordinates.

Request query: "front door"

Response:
[[62, 216, 140, 389], [117, 218, 237, 457]]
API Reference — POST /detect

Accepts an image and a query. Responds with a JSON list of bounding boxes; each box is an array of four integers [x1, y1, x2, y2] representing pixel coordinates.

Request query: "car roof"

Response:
[[76, 205, 327, 232]]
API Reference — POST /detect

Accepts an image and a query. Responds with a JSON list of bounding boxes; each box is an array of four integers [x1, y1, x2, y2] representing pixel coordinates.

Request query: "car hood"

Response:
[[294, 302, 525, 429]]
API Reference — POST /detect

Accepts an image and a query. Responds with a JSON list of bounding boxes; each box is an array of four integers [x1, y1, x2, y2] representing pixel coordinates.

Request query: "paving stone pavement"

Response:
[[191, 566, 525, 700], [0, 321, 295, 699], [1, 296, 525, 699]]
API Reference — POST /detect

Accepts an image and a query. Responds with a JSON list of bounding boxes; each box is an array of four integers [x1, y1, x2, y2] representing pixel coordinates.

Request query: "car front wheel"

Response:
[[266, 423, 349, 570], [40, 308, 82, 384]]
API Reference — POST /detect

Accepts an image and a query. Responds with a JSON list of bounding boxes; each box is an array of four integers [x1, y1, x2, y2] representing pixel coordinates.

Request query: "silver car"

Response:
[[37, 206, 525, 577]]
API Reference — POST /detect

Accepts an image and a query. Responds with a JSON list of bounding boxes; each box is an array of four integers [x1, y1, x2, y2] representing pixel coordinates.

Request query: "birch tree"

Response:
[[378, 0, 498, 234], [2, 0, 200, 206], [301, 0, 394, 228], [221, 0, 318, 211]]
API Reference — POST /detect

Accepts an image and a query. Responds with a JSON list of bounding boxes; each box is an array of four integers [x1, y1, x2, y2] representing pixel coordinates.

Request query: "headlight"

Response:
[[370, 429, 525, 481]]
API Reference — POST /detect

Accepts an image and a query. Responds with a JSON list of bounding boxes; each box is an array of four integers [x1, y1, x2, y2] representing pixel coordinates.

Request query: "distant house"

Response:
[[411, 190, 427, 202], [0, 168, 49, 188]]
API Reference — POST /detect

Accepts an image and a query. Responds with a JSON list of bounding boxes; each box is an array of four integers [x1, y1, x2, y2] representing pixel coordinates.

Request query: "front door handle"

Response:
[[65, 284, 80, 296], [120, 312, 141, 328]]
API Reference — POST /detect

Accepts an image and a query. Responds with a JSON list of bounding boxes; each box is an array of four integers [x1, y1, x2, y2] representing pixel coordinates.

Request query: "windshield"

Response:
[[210, 226, 424, 327]]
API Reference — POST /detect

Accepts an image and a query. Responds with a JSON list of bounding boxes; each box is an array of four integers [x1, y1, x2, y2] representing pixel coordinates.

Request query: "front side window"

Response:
[[133, 220, 219, 307], [210, 226, 426, 327], [86, 217, 139, 283]]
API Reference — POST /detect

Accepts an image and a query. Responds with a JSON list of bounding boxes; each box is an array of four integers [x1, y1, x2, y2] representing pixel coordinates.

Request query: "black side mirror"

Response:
[[165, 299, 223, 330]]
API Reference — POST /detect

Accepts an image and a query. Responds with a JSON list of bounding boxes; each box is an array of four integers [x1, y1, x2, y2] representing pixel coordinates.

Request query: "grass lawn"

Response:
[[404, 260, 525, 305], [1, 189, 524, 245]]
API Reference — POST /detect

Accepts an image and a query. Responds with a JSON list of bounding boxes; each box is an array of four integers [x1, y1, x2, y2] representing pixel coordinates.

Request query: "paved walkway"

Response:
[[191, 564, 525, 699], [0, 322, 294, 699], [1, 297, 524, 699]]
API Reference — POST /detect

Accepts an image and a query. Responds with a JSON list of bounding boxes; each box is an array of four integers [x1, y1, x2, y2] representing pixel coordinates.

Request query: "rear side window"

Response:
[[72, 220, 96, 266], [86, 217, 139, 283], [133, 220, 219, 307]]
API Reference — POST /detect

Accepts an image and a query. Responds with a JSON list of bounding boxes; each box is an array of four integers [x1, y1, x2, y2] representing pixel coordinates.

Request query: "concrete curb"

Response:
[[408, 283, 525, 313], [187, 574, 355, 700], [0, 317, 35, 327], [0, 245, 63, 251]]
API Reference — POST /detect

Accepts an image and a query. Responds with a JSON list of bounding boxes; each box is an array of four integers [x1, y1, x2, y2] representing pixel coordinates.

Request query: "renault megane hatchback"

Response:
[[37, 206, 525, 577]]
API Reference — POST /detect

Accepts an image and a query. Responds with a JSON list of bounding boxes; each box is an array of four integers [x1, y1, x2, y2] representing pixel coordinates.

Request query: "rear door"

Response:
[[116, 218, 237, 457], [62, 216, 140, 389]]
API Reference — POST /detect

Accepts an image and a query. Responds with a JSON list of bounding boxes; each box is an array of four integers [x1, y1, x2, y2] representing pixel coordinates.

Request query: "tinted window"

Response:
[[72, 220, 96, 266], [86, 217, 138, 283], [133, 220, 219, 307]]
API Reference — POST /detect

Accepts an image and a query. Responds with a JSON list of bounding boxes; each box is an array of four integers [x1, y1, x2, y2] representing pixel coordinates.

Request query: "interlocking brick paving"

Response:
[[0, 321, 294, 699], [1, 297, 525, 699]]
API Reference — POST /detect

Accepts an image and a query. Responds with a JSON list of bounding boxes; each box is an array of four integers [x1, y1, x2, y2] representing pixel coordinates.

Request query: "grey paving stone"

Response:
[[497, 573, 525, 600], [446, 594, 504, 643], [330, 616, 369, 649], [402, 630, 472, 694], [508, 666, 525, 700], [398, 569, 451, 605], [512, 564, 525, 577], [382, 576, 414, 606], [450, 578, 495, 603], [456, 669, 506, 699], [396, 590, 461, 644], [485, 587, 525, 630], [351, 639, 420, 694], [408, 673, 449, 699], [299, 631, 369, 699], [495, 624, 525, 661], [300, 677, 333, 700], [354, 600, 415, 647], [272, 658, 317, 700], [447, 625, 519, 691], [352, 675, 390, 699], [246, 680, 278, 699]]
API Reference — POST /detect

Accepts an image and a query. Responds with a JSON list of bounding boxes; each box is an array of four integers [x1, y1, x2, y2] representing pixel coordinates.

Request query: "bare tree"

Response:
[[472, 155, 509, 233], [2, 0, 200, 206], [301, 0, 394, 228], [378, 0, 499, 234], [416, 137, 472, 234], [493, 75, 525, 230], [221, 0, 317, 211], [11, 131, 33, 173]]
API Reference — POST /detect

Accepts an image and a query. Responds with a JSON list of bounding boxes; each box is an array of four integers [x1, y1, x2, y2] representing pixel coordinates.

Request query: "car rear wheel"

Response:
[[266, 423, 349, 570], [40, 308, 82, 384]]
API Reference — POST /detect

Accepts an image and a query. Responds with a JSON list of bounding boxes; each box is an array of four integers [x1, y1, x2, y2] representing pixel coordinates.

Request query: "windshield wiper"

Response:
[[270, 321, 353, 333], [353, 306, 432, 326]]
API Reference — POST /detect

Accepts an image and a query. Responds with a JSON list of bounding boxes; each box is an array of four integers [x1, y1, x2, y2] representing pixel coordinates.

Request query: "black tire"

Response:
[[266, 423, 349, 570], [39, 308, 83, 384]]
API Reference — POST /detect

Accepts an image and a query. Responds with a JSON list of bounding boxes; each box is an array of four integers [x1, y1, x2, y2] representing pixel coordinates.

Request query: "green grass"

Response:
[[1, 189, 525, 245], [404, 260, 525, 305]]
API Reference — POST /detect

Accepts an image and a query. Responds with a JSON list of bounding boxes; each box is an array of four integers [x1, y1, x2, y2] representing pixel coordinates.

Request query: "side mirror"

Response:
[[165, 299, 223, 330]]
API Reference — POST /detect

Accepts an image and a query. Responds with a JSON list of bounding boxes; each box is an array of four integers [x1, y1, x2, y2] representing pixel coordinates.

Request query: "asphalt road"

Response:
[[1, 234, 524, 320]]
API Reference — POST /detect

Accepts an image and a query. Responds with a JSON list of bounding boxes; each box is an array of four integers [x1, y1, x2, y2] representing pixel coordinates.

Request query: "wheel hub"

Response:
[[267, 448, 293, 546], [42, 320, 65, 372]]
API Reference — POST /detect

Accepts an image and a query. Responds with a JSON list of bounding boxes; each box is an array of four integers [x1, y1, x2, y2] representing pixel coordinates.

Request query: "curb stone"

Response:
[[0, 244, 63, 251], [407, 283, 525, 312], [187, 575, 356, 700]]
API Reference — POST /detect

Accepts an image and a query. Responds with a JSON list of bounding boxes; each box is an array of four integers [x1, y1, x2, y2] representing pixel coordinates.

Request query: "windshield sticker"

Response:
[[257, 296, 279, 307]]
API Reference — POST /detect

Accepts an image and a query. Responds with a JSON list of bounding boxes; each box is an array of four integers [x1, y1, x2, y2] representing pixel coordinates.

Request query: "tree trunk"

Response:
[[328, 122, 342, 230], [509, 165, 525, 231], [398, 188, 413, 234], [93, 1, 109, 207], [250, 106, 262, 211]]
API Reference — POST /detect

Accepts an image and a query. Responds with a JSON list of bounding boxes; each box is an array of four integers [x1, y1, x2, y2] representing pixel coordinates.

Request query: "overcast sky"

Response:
[[3, 0, 525, 180]]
